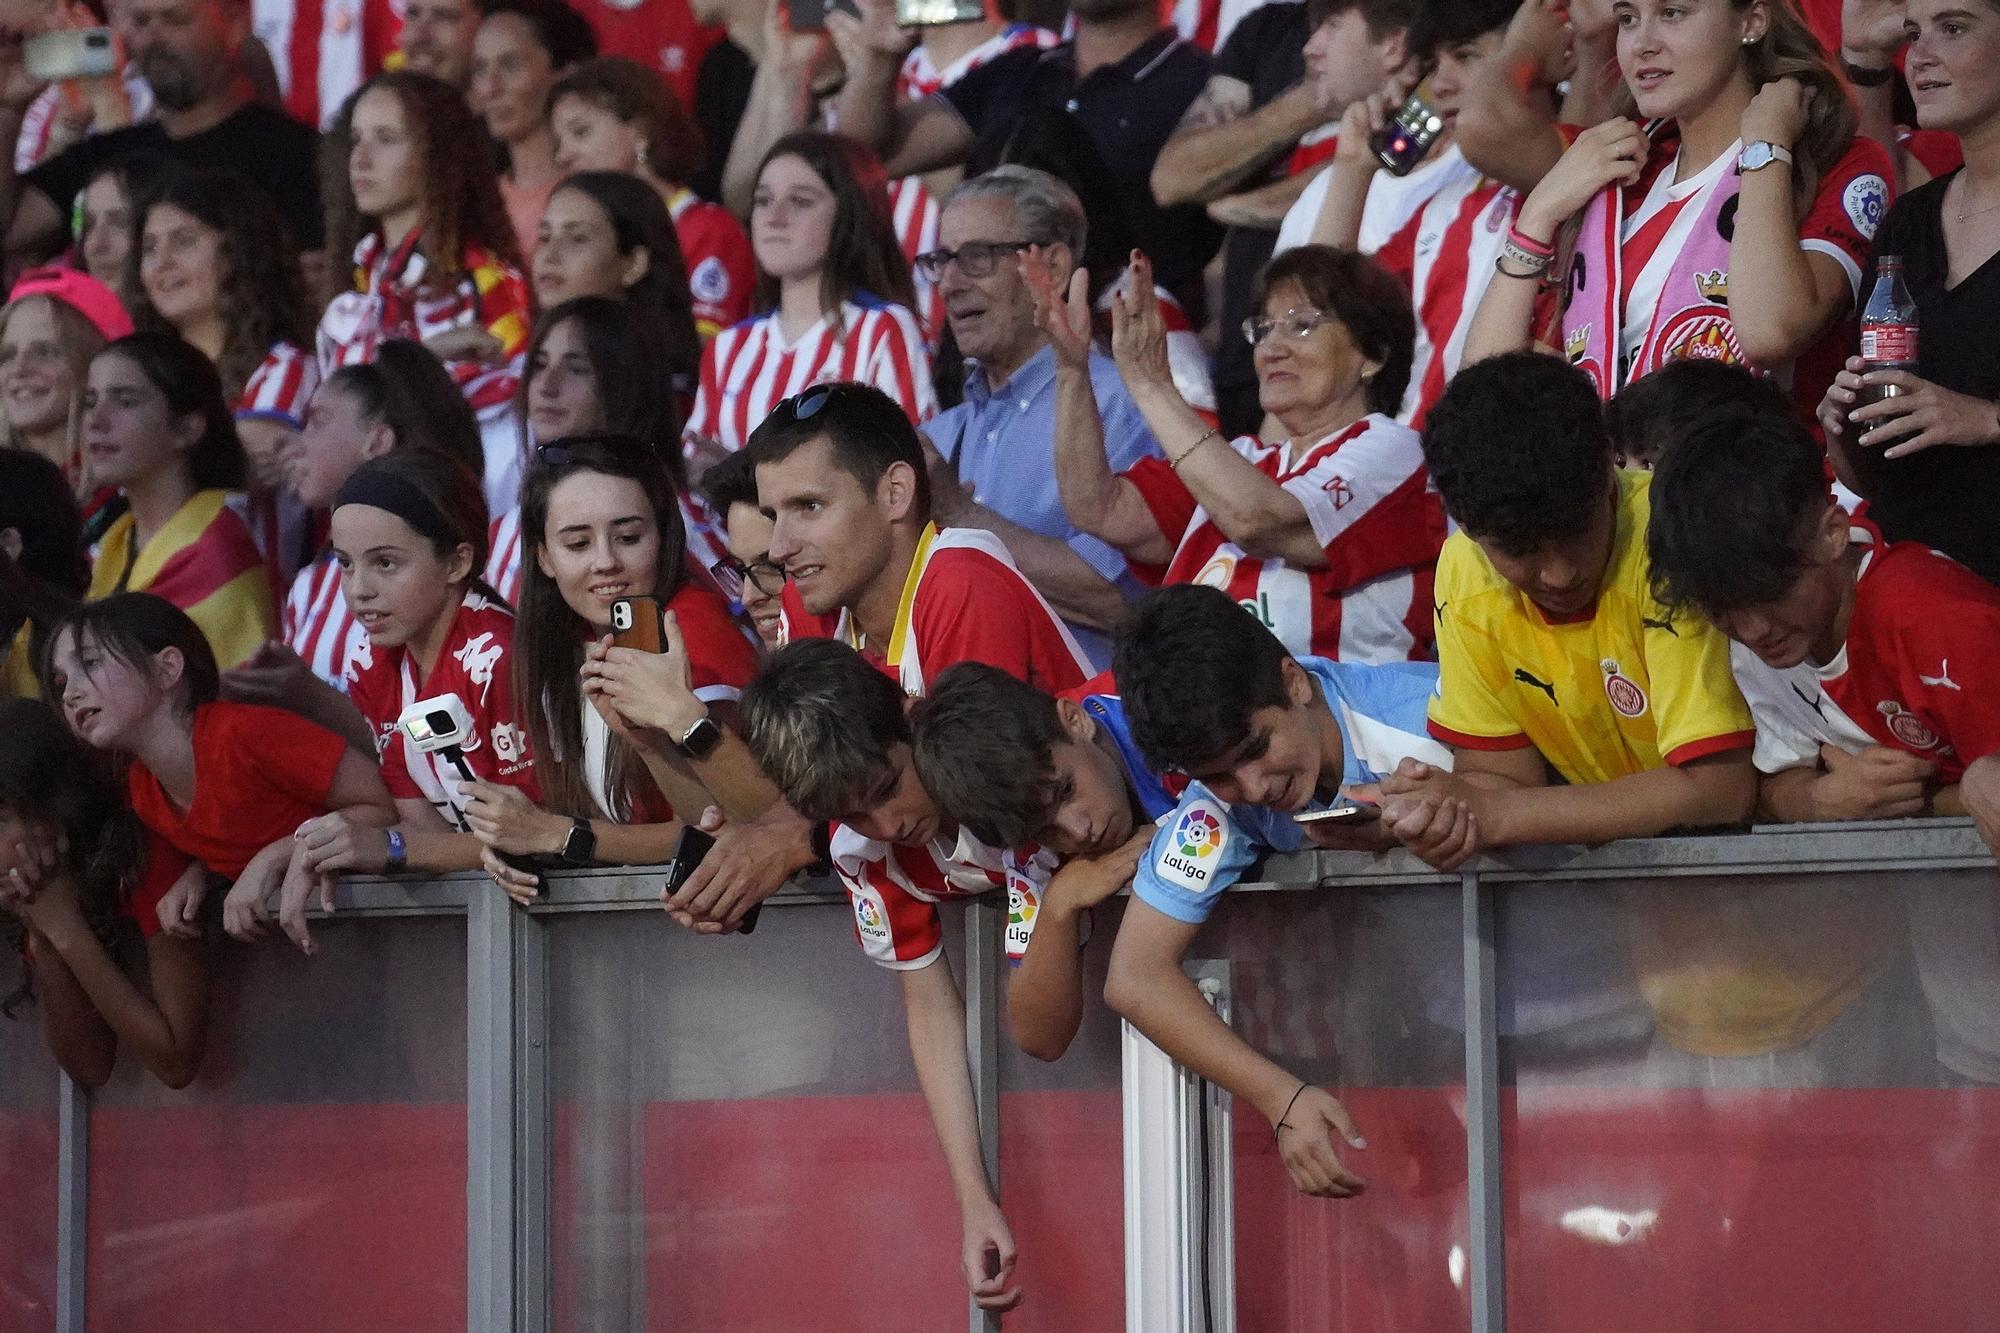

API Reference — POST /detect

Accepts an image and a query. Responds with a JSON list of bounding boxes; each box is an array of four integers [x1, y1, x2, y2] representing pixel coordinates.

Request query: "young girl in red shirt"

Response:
[[42, 593, 395, 956]]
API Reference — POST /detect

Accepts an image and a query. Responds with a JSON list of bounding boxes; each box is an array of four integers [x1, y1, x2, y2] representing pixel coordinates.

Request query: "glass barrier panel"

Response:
[[1, 947, 60, 1333], [997, 895, 1126, 1331], [1209, 885, 1470, 1331], [83, 916, 469, 1333], [1499, 870, 2000, 1332], [547, 902, 974, 1331]]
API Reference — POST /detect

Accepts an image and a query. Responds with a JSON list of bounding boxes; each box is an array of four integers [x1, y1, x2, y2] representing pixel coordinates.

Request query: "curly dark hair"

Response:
[[1606, 358, 1794, 470], [126, 164, 315, 403], [549, 57, 706, 188], [1251, 245, 1416, 418], [1647, 403, 1831, 618], [1421, 352, 1612, 554], [322, 70, 521, 284], [752, 130, 916, 318], [0, 699, 147, 1017]]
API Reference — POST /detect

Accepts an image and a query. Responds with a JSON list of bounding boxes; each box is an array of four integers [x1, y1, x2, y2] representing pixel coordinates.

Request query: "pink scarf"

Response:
[[1558, 123, 1751, 399]]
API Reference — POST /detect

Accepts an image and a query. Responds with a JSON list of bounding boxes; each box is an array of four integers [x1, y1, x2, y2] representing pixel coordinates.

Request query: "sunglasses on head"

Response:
[[533, 433, 659, 469]]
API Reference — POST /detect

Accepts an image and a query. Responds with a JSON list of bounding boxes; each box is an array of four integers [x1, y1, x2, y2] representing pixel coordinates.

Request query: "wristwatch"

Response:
[[1738, 141, 1795, 174], [559, 816, 596, 864], [384, 828, 408, 875], [677, 712, 724, 759], [1840, 55, 1895, 87]]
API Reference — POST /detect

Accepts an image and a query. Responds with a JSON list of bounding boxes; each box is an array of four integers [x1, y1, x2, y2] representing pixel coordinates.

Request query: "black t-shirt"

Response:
[[941, 30, 1223, 315], [24, 102, 324, 250], [1212, 1, 1309, 404], [1855, 172, 2000, 586], [693, 37, 753, 205]]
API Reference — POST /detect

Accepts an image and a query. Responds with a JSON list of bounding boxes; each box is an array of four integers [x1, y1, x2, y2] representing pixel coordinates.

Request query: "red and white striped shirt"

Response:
[[684, 296, 937, 452], [1122, 415, 1445, 663], [13, 73, 154, 173], [252, 0, 399, 129], [889, 177, 944, 342], [898, 23, 1059, 101], [833, 823, 1057, 969], [1370, 147, 1519, 425], [669, 187, 756, 341], [282, 552, 369, 691], [239, 341, 321, 429]]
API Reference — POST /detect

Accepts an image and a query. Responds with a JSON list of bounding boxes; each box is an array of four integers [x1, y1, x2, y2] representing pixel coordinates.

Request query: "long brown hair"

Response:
[[512, 437, 686, 821], [322, 71, 521, 285], [751, 131, 915, 320], [517, 296, 687, 490], [127, 164, 315, 402], [549, 57, 706, 188], [1735, 0, 1857, 215]]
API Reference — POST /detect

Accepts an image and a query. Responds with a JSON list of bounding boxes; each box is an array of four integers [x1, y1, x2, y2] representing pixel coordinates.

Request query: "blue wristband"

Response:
[[384, 828, 408, 874]]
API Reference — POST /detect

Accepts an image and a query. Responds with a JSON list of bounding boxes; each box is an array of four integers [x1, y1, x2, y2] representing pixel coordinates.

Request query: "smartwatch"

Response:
[[384, 827, 408, 874], [677, 713, 724, 759], [1738, 141, 1795, 174], [559, 816, 597, 864]]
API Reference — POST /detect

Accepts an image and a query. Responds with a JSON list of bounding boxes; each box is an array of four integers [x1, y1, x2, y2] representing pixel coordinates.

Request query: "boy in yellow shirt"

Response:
[[1377, 353, 1757, 865]]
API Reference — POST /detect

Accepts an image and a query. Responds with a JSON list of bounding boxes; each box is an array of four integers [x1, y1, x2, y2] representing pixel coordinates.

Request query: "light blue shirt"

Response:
[[1131, 656, 1450, 925], [924, 343, 1161, 667]]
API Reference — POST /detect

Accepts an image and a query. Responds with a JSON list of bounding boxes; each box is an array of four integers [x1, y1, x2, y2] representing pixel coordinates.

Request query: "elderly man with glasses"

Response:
[[916, 165, 1163, 665]]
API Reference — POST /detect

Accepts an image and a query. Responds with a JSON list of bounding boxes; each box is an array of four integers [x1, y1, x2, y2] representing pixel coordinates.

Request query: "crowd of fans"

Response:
[[2, 0, 1999, 1312]]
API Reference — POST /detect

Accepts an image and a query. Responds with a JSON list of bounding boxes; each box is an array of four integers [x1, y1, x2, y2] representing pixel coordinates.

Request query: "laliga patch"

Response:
[[1600, 658, 1649, 719], [1156, 802, 1227, 891], [691, 256, 731, 307], [851, 890, 891, 945], [1005, 883, 1038, 965], [1845, 174, 1888, 241]]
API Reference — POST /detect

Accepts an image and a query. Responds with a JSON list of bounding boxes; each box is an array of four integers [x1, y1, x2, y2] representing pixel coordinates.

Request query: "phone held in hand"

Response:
[[25, 29, 118, 83], [663, 824, 763, 934], [786, 0, 861, 32], [1371, 83, 1444, 177], [609, 596, 666, 654], [896, 0, 987, 25], [1293, 799, 1381, 827]]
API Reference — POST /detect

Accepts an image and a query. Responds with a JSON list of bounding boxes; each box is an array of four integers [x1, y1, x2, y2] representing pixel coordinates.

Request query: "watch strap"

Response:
[[561, 816, 596, 864], [384, 827, 408, 874], [678, 713, 724, 759], [1841, 56, 1895, 87]]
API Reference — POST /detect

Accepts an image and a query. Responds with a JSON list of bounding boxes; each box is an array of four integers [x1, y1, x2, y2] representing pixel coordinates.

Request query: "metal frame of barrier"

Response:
[[23, 817, 1998, 1333]]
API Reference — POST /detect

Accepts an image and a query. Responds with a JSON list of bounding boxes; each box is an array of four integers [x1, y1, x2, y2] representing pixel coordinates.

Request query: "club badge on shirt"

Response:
[[1601, 658, 1649, 719], [1878, 700, 1950, 754], [1157, 801, 1227, 891]]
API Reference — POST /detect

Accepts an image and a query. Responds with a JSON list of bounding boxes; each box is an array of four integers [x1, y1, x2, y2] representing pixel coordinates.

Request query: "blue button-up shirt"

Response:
[[924, 343, 1161, 667]]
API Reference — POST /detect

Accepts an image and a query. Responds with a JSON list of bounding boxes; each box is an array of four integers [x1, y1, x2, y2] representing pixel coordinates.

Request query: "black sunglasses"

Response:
[[533, 433, 660, 469]]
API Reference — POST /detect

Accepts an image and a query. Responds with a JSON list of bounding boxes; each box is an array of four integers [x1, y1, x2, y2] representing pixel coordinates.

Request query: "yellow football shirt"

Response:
[[1427, 469, 1754, 781]]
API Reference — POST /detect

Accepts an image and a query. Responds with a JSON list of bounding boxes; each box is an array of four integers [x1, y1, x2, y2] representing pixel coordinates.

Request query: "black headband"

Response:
[[333, 469, 460, 550]]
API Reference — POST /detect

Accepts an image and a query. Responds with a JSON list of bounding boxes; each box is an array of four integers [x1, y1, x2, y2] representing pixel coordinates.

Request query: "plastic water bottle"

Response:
[[1857, 255, 1918, 411]]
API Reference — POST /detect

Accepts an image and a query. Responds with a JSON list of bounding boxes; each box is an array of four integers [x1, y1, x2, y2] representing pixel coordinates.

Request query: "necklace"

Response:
[[1954, 179, 2000, 222]]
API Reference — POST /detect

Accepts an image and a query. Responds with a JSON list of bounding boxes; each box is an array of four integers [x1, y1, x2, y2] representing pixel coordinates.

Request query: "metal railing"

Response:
[[3, 818, 1996, 1333]]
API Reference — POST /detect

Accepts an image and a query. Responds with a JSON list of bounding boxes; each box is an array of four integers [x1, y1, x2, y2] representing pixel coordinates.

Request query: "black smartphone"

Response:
[[663, 824, 762, 934], [786, 0, 860, 32], [1370, 83, 1445, 177]]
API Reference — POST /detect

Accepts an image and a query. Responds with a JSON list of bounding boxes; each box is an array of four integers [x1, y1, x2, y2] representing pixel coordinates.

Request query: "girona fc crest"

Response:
[[1655, 305, 1745, 368], [1601, 658, 1648, 718], [1878, 700, 1948, 753]]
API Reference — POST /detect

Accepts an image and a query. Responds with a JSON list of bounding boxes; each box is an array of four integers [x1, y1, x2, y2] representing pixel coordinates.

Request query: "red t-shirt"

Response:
[[127, 702, 350, 879], [671, 191, 756, 340], [347, 591, 541, 825], [776, 526, 1089, 696], [122, 835, 196, 940]]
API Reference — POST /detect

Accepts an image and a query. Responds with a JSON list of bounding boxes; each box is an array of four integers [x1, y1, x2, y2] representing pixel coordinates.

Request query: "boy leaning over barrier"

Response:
[[739, 638, 1052, 1315], [1099, 584, 1450, 1199]]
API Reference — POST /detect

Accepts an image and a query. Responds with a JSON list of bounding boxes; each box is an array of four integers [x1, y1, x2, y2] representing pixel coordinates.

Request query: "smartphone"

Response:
[[1293, 801, 1381, 826], [609, 595, 665, 654], [663, 824, 762, 934], [25, 28, 118, 83], [1370, 83, 1445, 177], [896, 0, 987, 25], [786, 0, 861, 32]]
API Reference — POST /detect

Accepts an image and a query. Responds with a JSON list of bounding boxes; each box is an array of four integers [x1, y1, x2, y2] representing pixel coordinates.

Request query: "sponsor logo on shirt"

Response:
[[1844, 174, 1888, 241], [1193, 550, 1279, 632], [455, 632, 504, 699], [1513, 667, 1558, 706], [490, 722, 529, 776], [1157, 804, 1225, 890], [1601, 658, 1648, 718], [1878, 700, 1951, 754], [1322, 474, 1355, 508]]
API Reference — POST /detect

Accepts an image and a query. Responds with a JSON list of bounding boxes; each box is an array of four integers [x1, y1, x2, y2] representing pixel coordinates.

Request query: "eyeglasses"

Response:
[[1242, 308, 1337, 347], [533, 433, 659, 469], [711, 554, 788, 601], [912, 240, 1034, 281]]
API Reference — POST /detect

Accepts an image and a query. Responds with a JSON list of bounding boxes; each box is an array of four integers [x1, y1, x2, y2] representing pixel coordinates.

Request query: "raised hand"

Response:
[[1024, 250, 1093, 371]]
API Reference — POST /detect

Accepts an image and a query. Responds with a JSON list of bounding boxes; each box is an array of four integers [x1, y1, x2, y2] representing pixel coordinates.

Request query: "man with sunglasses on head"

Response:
[[917, 165, 1163, 666], [752, 380, 1092, 698]]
